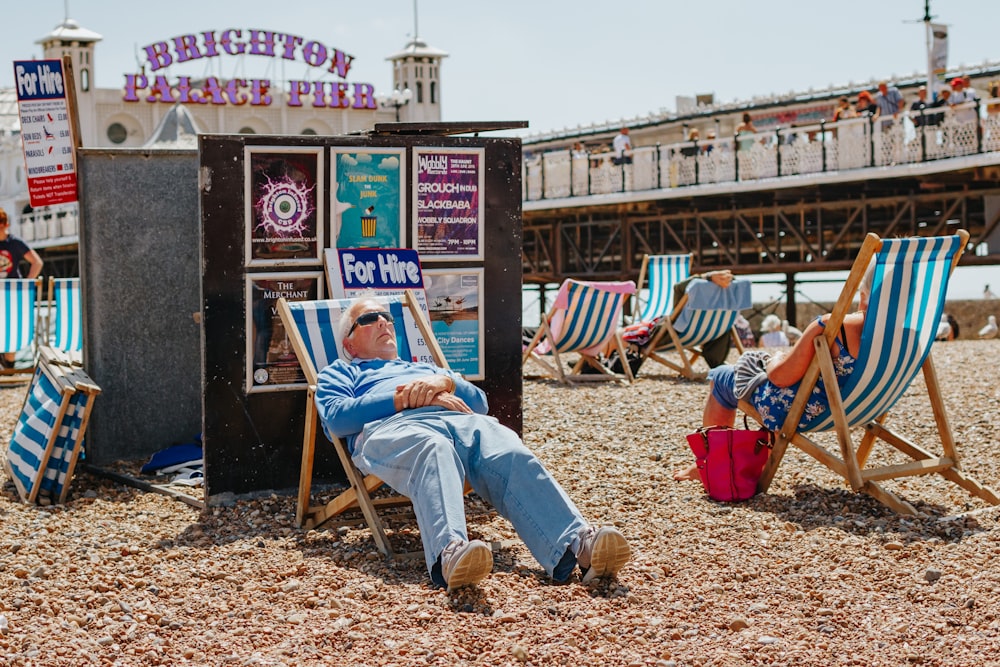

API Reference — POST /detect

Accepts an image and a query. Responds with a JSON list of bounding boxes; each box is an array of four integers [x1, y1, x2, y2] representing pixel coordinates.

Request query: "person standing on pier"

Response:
[[612, 127, 633, 165]]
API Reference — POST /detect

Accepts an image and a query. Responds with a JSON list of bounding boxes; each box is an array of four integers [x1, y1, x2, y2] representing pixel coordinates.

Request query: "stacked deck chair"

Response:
[[4, 346, 101, 504]]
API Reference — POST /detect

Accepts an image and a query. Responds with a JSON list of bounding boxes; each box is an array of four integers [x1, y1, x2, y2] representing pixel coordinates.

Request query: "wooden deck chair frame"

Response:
[[277, 290, 458, 557], [638, 284, 747, 380], [47, 277, 83, 355], [741, 231, 1000, 515], [632, 253, 691, 323], [1, 277, 42, 377], [522, 279, 636, 384], [4, 346, 78, 503]]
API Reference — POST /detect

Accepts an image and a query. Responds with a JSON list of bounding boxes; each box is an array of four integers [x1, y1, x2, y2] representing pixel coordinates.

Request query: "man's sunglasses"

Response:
[[347, 311, 394, 336]]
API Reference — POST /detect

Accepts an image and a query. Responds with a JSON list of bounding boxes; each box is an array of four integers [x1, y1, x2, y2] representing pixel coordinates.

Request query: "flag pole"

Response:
[[923, 0, 933, 98]]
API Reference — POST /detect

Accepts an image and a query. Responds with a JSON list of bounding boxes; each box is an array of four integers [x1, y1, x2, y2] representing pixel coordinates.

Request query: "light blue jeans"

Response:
[[352, 406, 587, 577]]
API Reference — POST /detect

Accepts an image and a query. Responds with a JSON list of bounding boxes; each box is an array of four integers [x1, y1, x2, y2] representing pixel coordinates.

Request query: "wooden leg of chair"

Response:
[[758, 433, 789, 493], [297, 396, 319, 528], [731, 328, 745, 356], [869, 422, 1000, 507], [741, 403, 785, 493], [551, 346, 567, 383], [613, 333, 634, 383], [856, 414, 886, 467], [937, 468, 1000, 506], [340, 461, 395, 557], [521, 324, 547, 368], [815, 339, 865, 491], [922, 354, 960, 464], [308, 474, 387, 529]]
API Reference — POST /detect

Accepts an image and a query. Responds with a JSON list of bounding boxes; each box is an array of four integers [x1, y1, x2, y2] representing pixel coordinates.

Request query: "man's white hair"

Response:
[[336, 291, 379, 360]]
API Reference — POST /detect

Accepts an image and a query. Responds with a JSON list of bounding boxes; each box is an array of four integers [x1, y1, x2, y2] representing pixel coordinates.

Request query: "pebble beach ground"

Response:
[[2, 340, 1000, 666]]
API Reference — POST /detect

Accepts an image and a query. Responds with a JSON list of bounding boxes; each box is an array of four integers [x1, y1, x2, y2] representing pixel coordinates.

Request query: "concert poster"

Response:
[[245, 147, 324, 267], [331, 147, 405, 249], [413, 148, 485, 261]]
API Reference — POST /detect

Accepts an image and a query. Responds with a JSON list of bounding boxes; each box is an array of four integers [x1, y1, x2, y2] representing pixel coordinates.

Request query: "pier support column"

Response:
[[785, 273, 798, 328]]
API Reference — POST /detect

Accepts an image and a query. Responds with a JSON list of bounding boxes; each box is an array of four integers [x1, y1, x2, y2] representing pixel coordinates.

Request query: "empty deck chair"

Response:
[[635, 277, 751, 379], [47, 277, 83, 355], [633, 253, 691, 323], [522, 279, 636, 383], [277, 290, 452, 556], [745, 231, 1000, 515], [4, 347, 78, 503], [1, 278, 41, 374]]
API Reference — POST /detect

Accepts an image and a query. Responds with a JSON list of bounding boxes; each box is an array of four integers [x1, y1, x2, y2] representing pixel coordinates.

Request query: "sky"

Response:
[[2, 0, 998, 300], [2, 0, 997, 139]]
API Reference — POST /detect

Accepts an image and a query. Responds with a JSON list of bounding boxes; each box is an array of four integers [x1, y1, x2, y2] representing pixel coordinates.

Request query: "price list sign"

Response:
[[14, 60, 78, 207]]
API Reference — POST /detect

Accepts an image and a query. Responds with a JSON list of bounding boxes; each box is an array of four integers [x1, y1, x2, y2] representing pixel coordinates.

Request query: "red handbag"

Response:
[[686, 420, 773, 502]]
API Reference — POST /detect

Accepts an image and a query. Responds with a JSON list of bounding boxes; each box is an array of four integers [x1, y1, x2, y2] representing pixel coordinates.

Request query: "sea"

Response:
[[520, 264, 1000, 328]]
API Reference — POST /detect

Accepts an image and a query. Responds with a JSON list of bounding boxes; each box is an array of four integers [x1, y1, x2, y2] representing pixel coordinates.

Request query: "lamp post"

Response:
[[376, 87, 413, 122]]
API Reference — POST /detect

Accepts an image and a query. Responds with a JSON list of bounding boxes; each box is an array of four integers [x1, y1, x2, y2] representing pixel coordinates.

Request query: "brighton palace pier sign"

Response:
[[123, 28, 375, 109]]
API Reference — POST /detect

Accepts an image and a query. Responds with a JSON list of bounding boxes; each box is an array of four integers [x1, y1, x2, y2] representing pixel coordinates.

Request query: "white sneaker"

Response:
[[440, 540, 492, 592], [577, 526, 631, 583]]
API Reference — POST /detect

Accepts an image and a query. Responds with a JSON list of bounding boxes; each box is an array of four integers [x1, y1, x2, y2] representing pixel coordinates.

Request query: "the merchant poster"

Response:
[[245, 147, 323, 267], [413, 148, 485, 261], [423, 268, 484, 379], [246, 272, 321, 392], [332, 147, 405, 249]]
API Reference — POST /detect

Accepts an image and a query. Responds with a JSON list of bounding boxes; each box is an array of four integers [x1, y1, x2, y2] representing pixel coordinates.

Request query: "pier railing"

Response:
[[524, 98, 1000, 201]]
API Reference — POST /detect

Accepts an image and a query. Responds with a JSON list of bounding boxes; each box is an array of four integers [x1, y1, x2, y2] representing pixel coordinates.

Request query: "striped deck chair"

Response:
[[637, 277, 751, 379], [4, 348, 77, 503], [37, 351, 100, 504], [744, 231, 1000, 515], [277, 290, 453, 556], [1, 278, 41, 375], [48, 277, 83, 354], [633, 253, 691, 323], [522, 279, 637, 383]]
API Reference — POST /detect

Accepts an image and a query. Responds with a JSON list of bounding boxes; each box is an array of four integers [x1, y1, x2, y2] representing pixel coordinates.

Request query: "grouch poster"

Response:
[[413, 148, 484, 261], [246, 148, 322, 266], [332, 147, 404, 249]]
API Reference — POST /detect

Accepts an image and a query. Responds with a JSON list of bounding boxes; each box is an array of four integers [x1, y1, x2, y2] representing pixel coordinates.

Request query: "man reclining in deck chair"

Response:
[[315, 295, 631, 591]]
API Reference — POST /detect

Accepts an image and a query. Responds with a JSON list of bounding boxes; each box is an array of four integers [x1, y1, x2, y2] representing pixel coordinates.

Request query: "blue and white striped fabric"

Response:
[[38, 389, 93, 501], [5, 366, 70, 502], [654, 278, 751, 351], [802, 234, 962, 433], [50, 278, 83, 352], [551, 280, 634, 355], [284, 296, 414, 381], [668, 310, 741, 350], [1, 279, 38, 354], [637, 254, 690, 323]]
